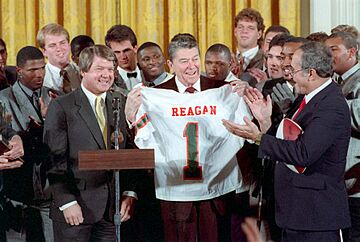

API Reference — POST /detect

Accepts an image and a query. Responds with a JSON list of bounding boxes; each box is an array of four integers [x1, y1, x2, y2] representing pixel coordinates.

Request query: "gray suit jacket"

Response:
[[0, 81, 51, 203], [342, 67, 360, 197]]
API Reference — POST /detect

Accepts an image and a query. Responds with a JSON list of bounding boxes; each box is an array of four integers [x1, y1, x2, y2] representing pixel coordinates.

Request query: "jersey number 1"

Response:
[[183, 122, 202, 180]]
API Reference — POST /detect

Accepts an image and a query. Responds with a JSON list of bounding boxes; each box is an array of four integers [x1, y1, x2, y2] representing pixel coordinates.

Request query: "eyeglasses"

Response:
[[288, 67, 308, 76]]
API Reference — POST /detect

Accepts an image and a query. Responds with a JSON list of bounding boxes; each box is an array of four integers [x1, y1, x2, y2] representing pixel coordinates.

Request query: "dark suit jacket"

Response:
[[155, 76, 233, 220], [43, 88, 136, 224], [239, 49, 265, 87], [0, 66, 17, 90], [0, 82, 51, 203], [258, 81, 351, 231]]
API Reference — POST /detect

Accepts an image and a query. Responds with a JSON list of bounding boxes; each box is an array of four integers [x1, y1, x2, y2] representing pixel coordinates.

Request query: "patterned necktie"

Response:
[[185, 86, 197, 93], [32, 92, 40, 111], [60, 68, 72, 93], [95, 96, 108, 148]]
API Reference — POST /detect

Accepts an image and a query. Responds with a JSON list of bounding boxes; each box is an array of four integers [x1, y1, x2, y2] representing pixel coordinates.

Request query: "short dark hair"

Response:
[[285, 36, 309, 44], [137, 42, 162, 54], [71, 35, 95, 57], [0, 38, 6, 50], [205, 43, 232, 62], [264, 25, 290, 37], [78, 45, 117, 73], [269, 33, 291, 49], [306, 32, 329, 43], [299, 42, 333, 78], [16, 46, 44, 67], [168, 33, 199, 61], [105, 25, 137, 47]]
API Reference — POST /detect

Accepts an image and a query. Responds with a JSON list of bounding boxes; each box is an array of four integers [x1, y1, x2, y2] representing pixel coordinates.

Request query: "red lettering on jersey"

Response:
[[195, 106, 201, 115], [180, 107, 186, 116], [171, 106, 217, 117], [203, 106, 208, 114], [210, 105, 216, 115], [172, 108, 179, 116], [187, 107, 194, 116]]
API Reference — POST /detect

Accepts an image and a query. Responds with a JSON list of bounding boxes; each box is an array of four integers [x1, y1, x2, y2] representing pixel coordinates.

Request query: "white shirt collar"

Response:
[[224, 71, 239, 82], [236, 46, 259, 70], [305, 78, 332, 104], [341, 63, 360, 81], [175, 76, 201, 94], [117, 66, 142, 91], [81, 82, 107, 114]]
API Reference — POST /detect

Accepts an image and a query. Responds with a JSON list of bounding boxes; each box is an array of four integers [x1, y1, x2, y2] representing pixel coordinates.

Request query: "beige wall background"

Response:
[[0, 0, 302, 65]]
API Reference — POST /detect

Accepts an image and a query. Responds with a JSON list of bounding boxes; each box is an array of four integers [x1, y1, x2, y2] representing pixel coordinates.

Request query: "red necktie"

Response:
[[292, 97, 306, 173], [185, 86, 197, 93], [293, 97, 306, 120]]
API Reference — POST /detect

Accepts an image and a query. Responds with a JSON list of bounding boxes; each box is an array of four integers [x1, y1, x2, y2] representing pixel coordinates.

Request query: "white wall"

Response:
[[310, 0, 360, 34]]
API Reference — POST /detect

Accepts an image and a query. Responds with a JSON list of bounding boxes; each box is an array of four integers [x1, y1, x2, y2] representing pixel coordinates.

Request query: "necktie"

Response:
[[292, 97, 306, 120], [32, 92, 40, 111], [95, 96, 108, 148], [185, 86, 197, 93], [127, 72, 137, 78], [60, 68, 72, 93], [292, 97, 306, 173], [337, 76, 343, 85]]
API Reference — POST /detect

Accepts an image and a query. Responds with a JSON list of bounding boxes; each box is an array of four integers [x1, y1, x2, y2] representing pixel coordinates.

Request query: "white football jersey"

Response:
[[134, 85, 251, 201]]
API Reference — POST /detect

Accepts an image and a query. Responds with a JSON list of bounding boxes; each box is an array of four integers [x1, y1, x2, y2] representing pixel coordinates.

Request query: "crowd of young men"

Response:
[[0, 6, 359, 242]]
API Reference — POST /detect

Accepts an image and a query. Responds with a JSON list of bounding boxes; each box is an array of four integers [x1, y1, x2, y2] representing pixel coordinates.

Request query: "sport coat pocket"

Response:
[[291, 176, 326, 190]]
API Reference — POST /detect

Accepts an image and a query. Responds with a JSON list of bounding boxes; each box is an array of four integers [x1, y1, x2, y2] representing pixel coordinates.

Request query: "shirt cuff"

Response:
[[59, 201, 78, 211], [122, 191, 138, 200]]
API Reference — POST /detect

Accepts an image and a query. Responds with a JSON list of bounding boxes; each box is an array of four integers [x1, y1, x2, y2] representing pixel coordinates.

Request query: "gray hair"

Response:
[[167, 33, 199, 61], [298, 42, 333, 78], [79, 45, 117, 72]]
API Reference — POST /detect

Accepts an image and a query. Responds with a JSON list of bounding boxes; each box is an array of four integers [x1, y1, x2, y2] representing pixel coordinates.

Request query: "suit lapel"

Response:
[[75, 89, 106, 149], [342, 68, 360, 97], [12, 82, 42, 124]]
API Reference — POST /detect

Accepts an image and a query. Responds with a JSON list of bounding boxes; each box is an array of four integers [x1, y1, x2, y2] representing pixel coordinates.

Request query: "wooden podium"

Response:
[[78, 149, 155, 170], [78, 149, 155, 242]]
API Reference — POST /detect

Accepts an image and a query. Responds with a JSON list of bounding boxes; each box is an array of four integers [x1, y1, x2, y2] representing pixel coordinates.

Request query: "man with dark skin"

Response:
[[137, 42, 172, 86]]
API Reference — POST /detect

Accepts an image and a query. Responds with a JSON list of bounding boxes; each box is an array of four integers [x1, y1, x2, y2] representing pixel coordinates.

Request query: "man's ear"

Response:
[[167, 59, 173, 73], [348, 47, 358, 60]]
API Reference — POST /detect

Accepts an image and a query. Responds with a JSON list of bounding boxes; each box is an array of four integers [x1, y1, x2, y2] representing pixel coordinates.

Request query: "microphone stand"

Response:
[[112, 97, 121, 242]]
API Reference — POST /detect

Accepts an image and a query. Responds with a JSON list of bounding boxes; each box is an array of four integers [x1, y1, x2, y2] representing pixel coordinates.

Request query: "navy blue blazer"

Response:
[[258, 81, 351, 231]]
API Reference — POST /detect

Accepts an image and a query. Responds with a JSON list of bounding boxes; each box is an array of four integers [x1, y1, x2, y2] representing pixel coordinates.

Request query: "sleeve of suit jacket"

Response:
[[43, 99, 77, 207], [258, 95, 350, 167]]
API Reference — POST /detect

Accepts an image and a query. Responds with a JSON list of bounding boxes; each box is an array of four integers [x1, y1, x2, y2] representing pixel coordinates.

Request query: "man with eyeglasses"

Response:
[[223, 41, 351, 242]]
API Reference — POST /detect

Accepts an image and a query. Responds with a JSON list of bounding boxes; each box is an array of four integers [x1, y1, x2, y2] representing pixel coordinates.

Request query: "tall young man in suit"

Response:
[[105, 25, 142, 93], [37, 23, 81, 94], [0, 46, 53, 241], [224, 42, 351, 241], [43, 45, 137, 242], [233, 8, 265, 87], [326, 31, 360, 242]]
